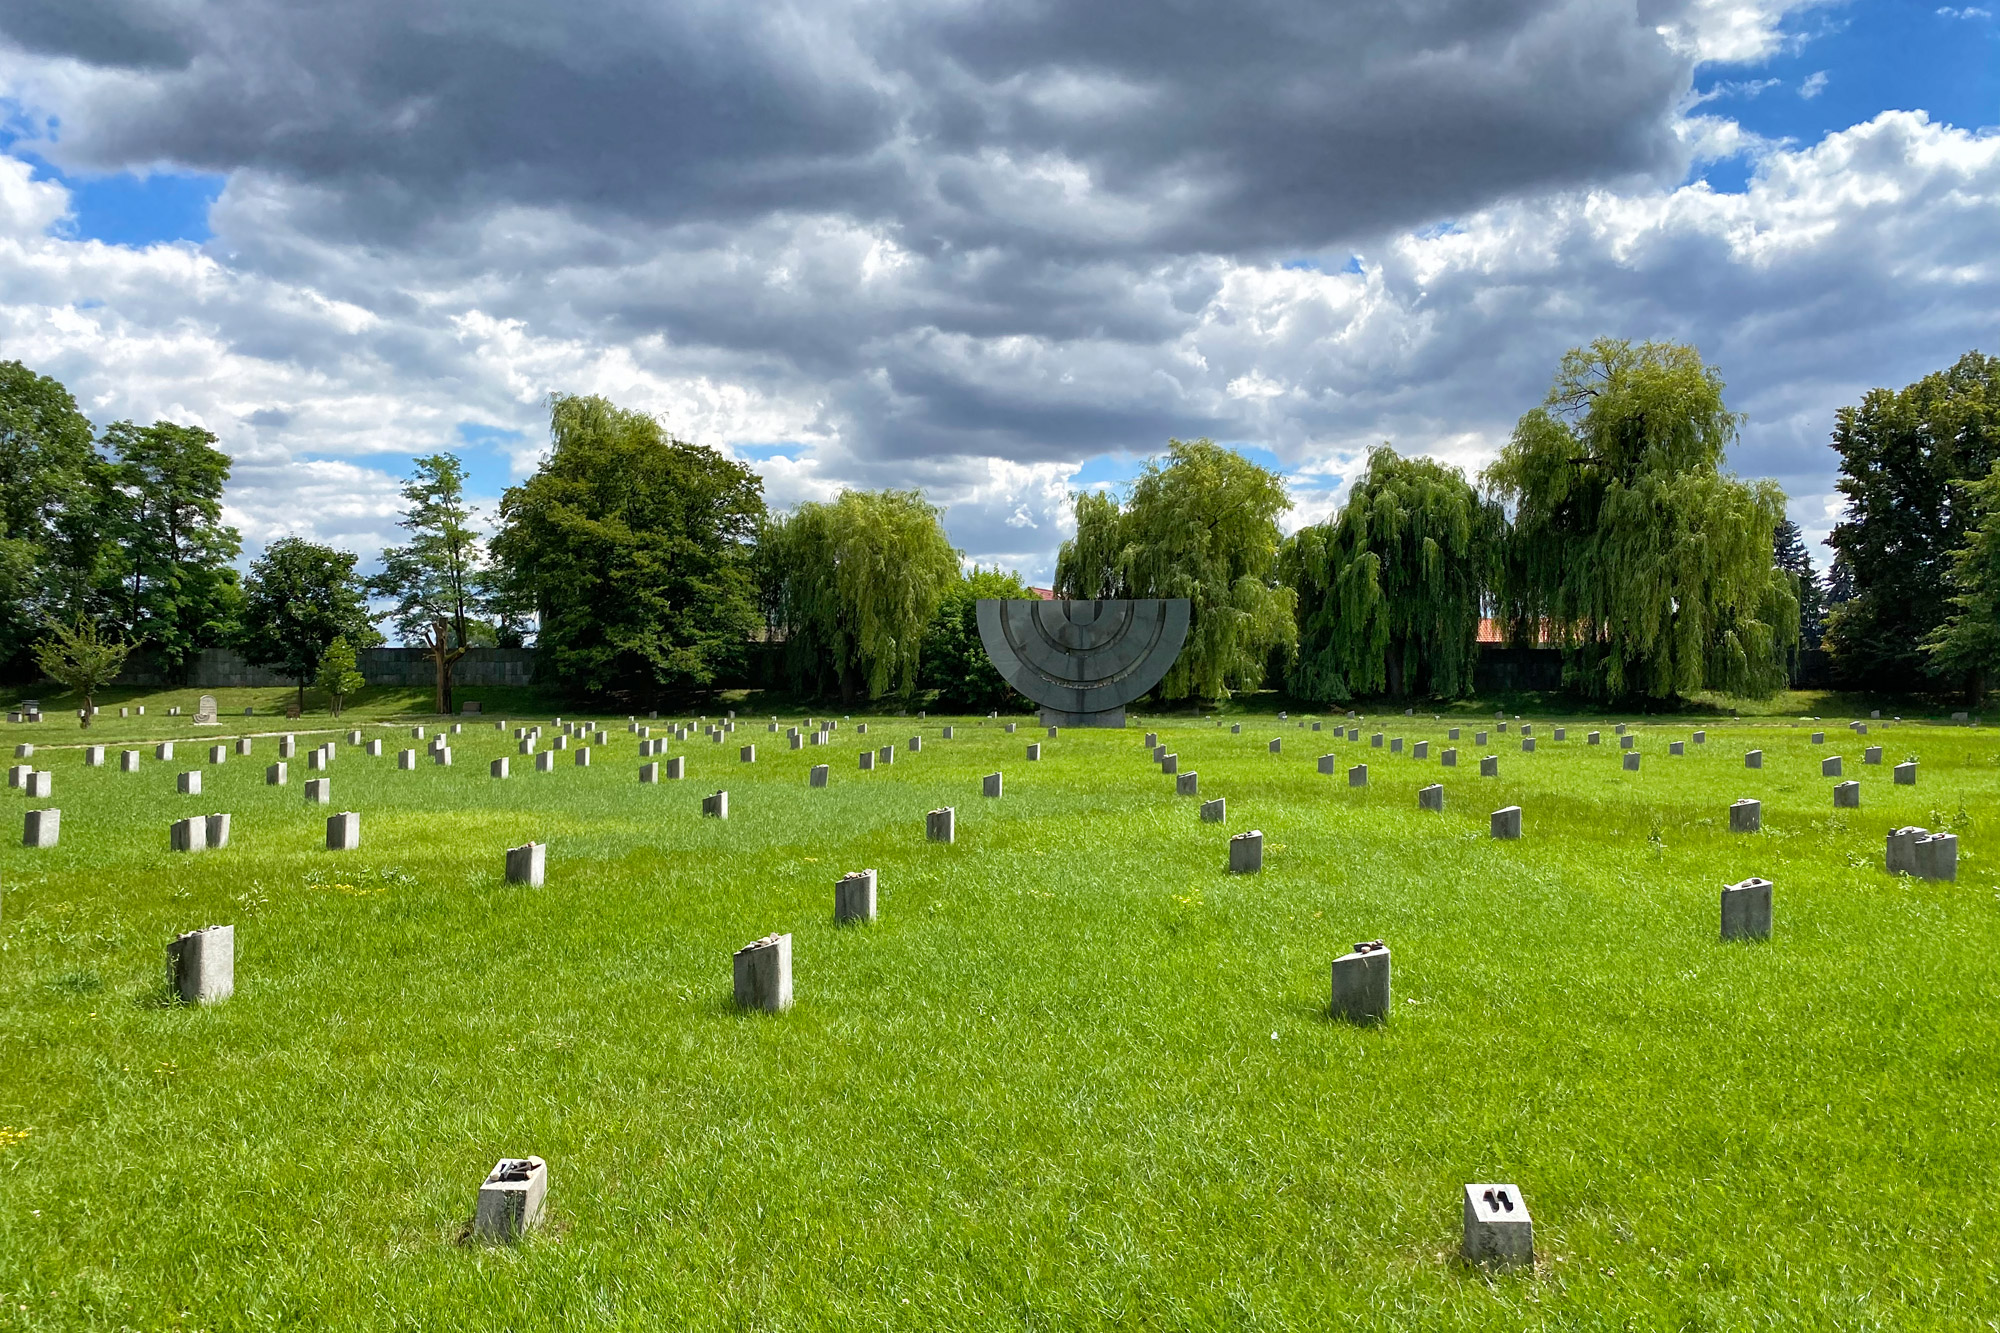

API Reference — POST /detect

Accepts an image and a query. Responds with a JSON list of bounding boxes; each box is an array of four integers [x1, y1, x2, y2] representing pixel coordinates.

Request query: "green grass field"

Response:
[[2, 691, 1996, 1329]]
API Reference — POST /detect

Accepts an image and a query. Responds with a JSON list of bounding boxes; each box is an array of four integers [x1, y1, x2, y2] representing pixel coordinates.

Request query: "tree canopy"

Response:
[[1054, 439, 1295, 701], [239, 537, 378, 709], [0, 361, 102, 675], [100, 419, 242, 677], [32, 617, 129, 727], [1824, 351, 2000, 690], [763, 489, 961, 703], [1484, 339, 1796, 700], [1921, 457, 2000, 698], [1281, 446, 1500, 702], [918, 566, 1038, 712], [492, 394, 765, 703]]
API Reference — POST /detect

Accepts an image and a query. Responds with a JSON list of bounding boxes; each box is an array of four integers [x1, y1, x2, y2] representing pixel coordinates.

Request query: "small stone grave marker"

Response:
[[506, 843, 546, 886], [835, 869, 877, 924], [1490, 806, 1522, 839], [326, 811, 360, 850], [702, 790, 729, 819], [1462, 1185, 1533, 1270], [474, 1157, 547, 1243], [167, 925, 233, 1003], [1729, 798, 1760, 833], [1721, 877, 1772, 941], [1419, 784, 1443, 811], [734, 934, 792, 1011], [1228, 829, 1263, 873], [1330, 940, 1389, 1023], [926, 807, 955, 843]]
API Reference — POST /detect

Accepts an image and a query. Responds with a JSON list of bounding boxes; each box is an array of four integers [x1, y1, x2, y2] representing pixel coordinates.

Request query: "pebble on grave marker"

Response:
[[1729, 798, 1761, 833], [474, 1157, 548, 1243], [702, 790, 729, 819], [1419, 784, 1444, 812], [1490, 806, 1522, 839], [1480, 755, 1499, 778], [1721, 877, 1772, 941], [835, 869, 877, 924], [1894, 761, 1916, 785], [926, 806, 956, 843], [326, 812, 360, 850], [1462, 1184, 1533, 1270], [733, 933, 792, 1011], [506, 842, 546, 886], [1330, 940, 1390, 1023], [22, 808, 59, 848], [1228, 828, 1263, 873], [1745, 749, 1763, 769], [1834, 780, 1860, 808], [167, 925, 233, 1004]]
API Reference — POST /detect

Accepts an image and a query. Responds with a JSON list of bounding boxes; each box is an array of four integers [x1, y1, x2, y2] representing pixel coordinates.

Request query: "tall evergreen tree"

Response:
[[1771, 516, 1825, 662], [1484, 339, 1797, 701], [1054, 439, 1296, 701], [1824, 351, 2000, 690], [492, 395, 765, 703], [762, 490, 961, 704], [99, 419, 243, 679], [1280, 446, 1500, 702]]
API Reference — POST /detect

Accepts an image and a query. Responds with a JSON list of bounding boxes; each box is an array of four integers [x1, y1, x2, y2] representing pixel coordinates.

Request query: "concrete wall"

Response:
[[119, 647, 539, 689]]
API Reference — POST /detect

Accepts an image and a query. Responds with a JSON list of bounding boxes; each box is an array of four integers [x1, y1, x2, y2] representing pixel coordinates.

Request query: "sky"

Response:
[[0, 0, 1995, 585]]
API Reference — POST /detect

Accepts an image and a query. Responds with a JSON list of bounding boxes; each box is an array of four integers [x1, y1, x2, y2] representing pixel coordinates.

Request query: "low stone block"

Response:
[[811, 764, 830, 788], [926, 806, 955, 843], [178, 770, 202, 795], [1745, 749, 1763, 769], [1370, 733, 1383, 748], [490, 757, 510, 779], [1161, 753, 1177, 774], [734, 933, 792, 1011], [1622, 752, 1640, 772], [1490, 806, 1522, 839], [1447, 727, 1461, 741], [22, 808, 59, 848], [1894, 761, 1916, 785], [878, 744, 894, 766], [1864, 746, 1882, 764], [1200, 797, 1225, 822], [1553, 727, 1565, 741], [1915, 831, 1958, 881], [278, 737, 295, 758], [534, 751, 554, 772], [981, 771, 1002, 798], [702, 790, 729, 819], [1230, 723, 1242, 735], [307, 749, 326, 771], [1441, 748, 1458, 767], [474, 1157, 548, 1243], [1693, 730, 1706, 743], [1348, 728, 1360, 741], [1462, 1184, 1533, 1270], [1480, 755, 1498, 777], [204, 812, 230, 849], [1669, 741, 1684, 756], [1886, 825, 1926, 875], [1834, 780, 1860, 807], [506, 842, 545, 886], [326, 811, 360, 850], [835, 869, 877, 924], [1474, 731, 1488, 746], [1270, 738, 1283, 754], [121, 750, 140, 772], [1819, 755, 1843, 777], [1413, 740, 1430, 759], [24, 771, 49, 798], [1317, 753, 1337, 775], [859, 750, 875, 771], [1587, 731, 1600, 745], [85, 746, 104, 767], [665, 756, 684, 779], [574, 747, 591, 767], [167, 925, 233, 1004], [1349, 764, 1367, 787], [1721, 877, 1772, 941], [1006, 723, 1017, 734], [1729, 798, 1760, 833], [1419, 783, 1444, 811], [1330, 940, 1390, 1023], [156, 742, 174, 761], [1026, 743, 1041, 761], [170, 813, 207, 852], [1228, 828, 1263, 873], [1618, 735, 1634, 750], [941, 726, 953, 740], [1811, 731, 1825, 744], [1144, 732, 1158, 748], [739, 745, 756, 763], [1614, 723, 1627, 734], [1521, 738, 1536, 753]]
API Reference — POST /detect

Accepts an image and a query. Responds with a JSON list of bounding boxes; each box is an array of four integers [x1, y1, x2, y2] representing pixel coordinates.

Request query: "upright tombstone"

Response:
[[1729, 798, 1761, 833], [1447, 727, 1461, 741], [1349, 764, 1368, 787], [1552, 727, 1565, 742], [1587, 731, 1600, 746], [506, 842, 546, 886], [304, 777, 331, 804], [734, 933, 793, 1011], [1419, 784, 1444, 812], [926, 807, 956, 843], [665, 756, 685, 780], [1176, 771, 1199, 796], [1721, 877, 1773, 941], [574, 747, 591, 767], [1490, 806, 1522, 839], [156, 742, 174, 761], [490, 757, 510, 779], [177, 770, 202, 795], [236, 737, 254, 756], [1811, 731, 1825, 744], [535, 751, 555, 772], [859, 750, 875, 772], [1441, 748, 1458, 768], [204, 813, 231, 849], [1620, 735, 1635, 750], [326, 811, 360, 850], [878, 744, 895, 766], [167, 925, 233, 1003], [1228, 829, 1264, 874], [980, 771, 1003, 798], [702, 790, 729, 819], [835, 869, 877, 924], [23, 771, 49, 798], [1330, 940, 1390, 1023], [1479, 755, 1499, 778], [1864, 746, 1882, 765], [193, 695, 219, 726], [1622, 752, 1640, 772], [1370, 733, 1383, 749], [474, 1158, 548, 1243], [22, 808, 59, 848], [1271, 738, 1284, 754], [268, 761, 289, 784], [1414, 740, 1430, 759], [1894, 761, 1917, 785], [121, 750, 140, 773], [1026, 743, 1041, 761], [85, 745, 105, 767], [1693, 730, 1706, 744], [811, 764, 830, 788], [1474, 731, 1488, 746], [1200, 797, 1226, 823], [1160, 753, 1177, 774], [1745, 749, 1763, 769], [1834, 780, 1860, 808], [1669, 741, 1684, 756], [1822, 755, 1843, 777], [1317, 754, 1338, 775], [977, 597, 1191, 727], [740, 745, 756, 764], [1462, 1184, 1533, 1270], [170, 813, 207, 853]]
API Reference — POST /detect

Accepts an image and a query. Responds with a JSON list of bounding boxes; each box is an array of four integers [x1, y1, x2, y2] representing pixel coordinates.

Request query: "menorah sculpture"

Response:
[[976, 598, 1191, 727]]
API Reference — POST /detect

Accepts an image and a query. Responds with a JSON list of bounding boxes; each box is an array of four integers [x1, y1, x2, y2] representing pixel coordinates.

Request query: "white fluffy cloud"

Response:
[[0, 0, 1992, 586]]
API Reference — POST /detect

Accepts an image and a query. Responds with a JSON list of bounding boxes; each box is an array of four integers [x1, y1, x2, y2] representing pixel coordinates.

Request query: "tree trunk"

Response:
[[80, 693, 93, 729], [297, 680, 306, 712]]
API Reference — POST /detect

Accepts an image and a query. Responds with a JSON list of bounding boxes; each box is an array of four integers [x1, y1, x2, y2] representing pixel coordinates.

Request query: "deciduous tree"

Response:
[[0, 362, 103, 676], [239, 538, 378, 711], [1921, 457, 2000, 700], [1054, 439, 1295, 701], [371, 454, 491, 715], [1281, 446, 1500, 702], [314, 635, 365, 716], [919, 567, 1037, 712], [491, 395, 764, 703], [32, 617, 130, 727], [1484, 339, 1797, 700]]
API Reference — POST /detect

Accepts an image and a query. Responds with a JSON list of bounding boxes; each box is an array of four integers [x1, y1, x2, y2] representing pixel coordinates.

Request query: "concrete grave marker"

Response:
[[269, 760, 290, 783], [177, 770, 202, 795], [1521, 738, 1536, 753], [304, 777, 330, 804], [506, 843, 546, 886], [741, 745, 756, 763], [1834, 780, 1860, 807], [1822, 755, 1843, 777], [982, 771, 1002, 797], [474, 1158, 548, 1243], [1864, 746, 1882, 764], [1721, 877, 1772, 941], [326, 811, 360, 850], [1026, 743, 1041, 761], [1349, 764, 1368, 787], [1622, 753, 1640, 772], [1693, 730, 1705, 743], [1160, 753, 1178, 774], [1811, 731, 1825, 744], [1669, 741, 1684, 756], [156, 742, 174, 761], [1413, 740, 1430, 758], [1330, 940, 1390, 1023], [1745, 749, 1763, 769], [1441, 748, 1458, 767], [1490, 806, 1522, 839], [171, 815, 206, 853], [121, 750, 140, 772], [666, 756, 685, 779], [209, 745, 227, 765], [1176, 771, 1199, 796], [23, 771, 49, 798], [203, 813, 230, 848], [1619, 735, 1635, 750], [1228, 829, 1263, 873], [1447, 727, 1460, 741], [702, 790, 729, 819], [1419, 784, 1444, 811], [1587, 731, 1600, 746], [835, 869, 877, 924], [491, 757, 510, 779], [1200, 797, 1225, 822], [1462, 1185, 1533, 1270], [1317, 754, 1337, 775], [535, 751, 555, 772], [85, 746, 104, 767], [859, 750, 875, 771], [1894, 761, 1916, 785], [810, 764, 830, 788], [167, 925, 233, 1003], [1480, 755, 1498, 777], [926, 807, 955, 843], [1370, 733, 1383, 748], [237, 737, 254, 756], [878, 744, 894, 766], [1474, 731, 1488, 746], [1729, 798, 1761, 833], [734, 934, 792, 1011], [22, 808, 59, 848]]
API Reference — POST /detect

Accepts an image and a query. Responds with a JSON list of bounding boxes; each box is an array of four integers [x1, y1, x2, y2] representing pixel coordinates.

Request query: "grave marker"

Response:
[[702, 790, 729, 819], [1228, 829, 1263, 873], [1721, 877, 1773, 941], [177, 770, 202, 795], [1834, 781, 1860, 808], [835, 869, 877, 924], [926, 807, 956, 843], [1200, 797, 1225, 822], [22, 808, 59, 848], [811, 764, 830, 788], [1894, 761, 1917, 785], [1729, 798, 1761, 833], [982, 772, 1002, 798], [167, 925, 233, 1003], [1462, 1185, 1533, 1270], [326, 811, 360, 850], [171, 815, 206, 852], [1349, 764, 1368, 787], [474, 1158, 548, 1243], [506, 843, 546, 886], [1490, 806, 1522, 839], [1330, 940, 1390, 1023], [734, 934, 792, 1011], [1745, 749, 1763, 769], [121, 750, 140, 772], [1419, 784, 1444, 811], [1480, 755, 1498, 777], [1442, 748, 1458, 767], [1622, 753, 1640, 772], [269, 761, 290, 784]]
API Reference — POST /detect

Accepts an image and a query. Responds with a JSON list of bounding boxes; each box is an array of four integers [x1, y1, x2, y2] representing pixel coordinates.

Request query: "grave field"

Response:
[[3, 707, 1996, 1328]]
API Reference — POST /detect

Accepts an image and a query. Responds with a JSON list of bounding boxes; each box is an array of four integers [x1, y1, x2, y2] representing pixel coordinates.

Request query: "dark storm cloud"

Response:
[[17, 0, 1704, 254]]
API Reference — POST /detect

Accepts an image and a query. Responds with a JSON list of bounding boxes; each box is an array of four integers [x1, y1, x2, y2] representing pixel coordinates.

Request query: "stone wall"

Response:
[[118, 647, 539, 689], [1472, 646, 1565, 694]]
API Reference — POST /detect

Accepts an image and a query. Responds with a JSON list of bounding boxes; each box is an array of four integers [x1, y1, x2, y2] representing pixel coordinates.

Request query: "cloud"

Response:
[[0, 0, 1987, 586], [1800, 70, 1830, 98]]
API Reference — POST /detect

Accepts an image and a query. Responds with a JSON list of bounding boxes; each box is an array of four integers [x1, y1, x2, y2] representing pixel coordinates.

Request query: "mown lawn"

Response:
[[1, 694, 1995, 1330]]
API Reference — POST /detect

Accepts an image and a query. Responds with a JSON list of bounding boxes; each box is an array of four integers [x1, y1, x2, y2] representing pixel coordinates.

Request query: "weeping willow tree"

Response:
[[1054, 439, 1295, 701], [1280, 446, 1501, 702], [1484, 339, 1798, 701], [762, 489, 961, 703]]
